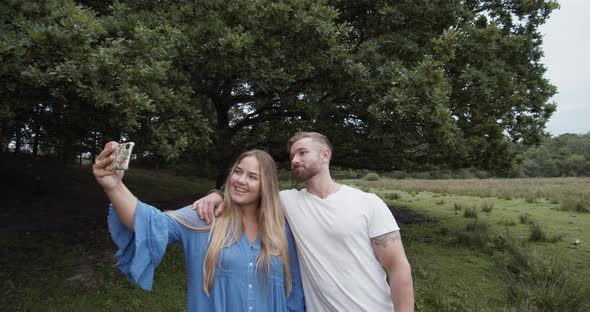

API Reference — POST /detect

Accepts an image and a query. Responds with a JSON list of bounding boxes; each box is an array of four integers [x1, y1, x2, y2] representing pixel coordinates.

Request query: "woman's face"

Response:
[[229, 155, 262, 208]]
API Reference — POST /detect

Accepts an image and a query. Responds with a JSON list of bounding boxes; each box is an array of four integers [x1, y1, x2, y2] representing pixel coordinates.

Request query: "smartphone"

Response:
[[107, 142, 135, 170]]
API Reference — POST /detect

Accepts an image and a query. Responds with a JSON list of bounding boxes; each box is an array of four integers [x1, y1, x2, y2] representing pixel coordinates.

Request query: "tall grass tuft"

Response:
[[528, 223, 547, 242], [498, 241, 590, 311], [463, 207, 478, 218], [518, 213, 535, 225], [454, 221, 490, 250], [560, 198, 589, 213], [481, 202, 493, 213], [453, 203, 464, 211]]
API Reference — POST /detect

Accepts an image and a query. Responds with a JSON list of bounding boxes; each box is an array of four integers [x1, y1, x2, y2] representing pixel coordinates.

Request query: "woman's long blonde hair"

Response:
[[166, 149, 291, 296]]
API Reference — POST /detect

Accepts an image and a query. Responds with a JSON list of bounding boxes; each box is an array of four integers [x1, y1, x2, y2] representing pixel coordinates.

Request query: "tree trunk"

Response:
[[13, 127, 22, 155], [62, 136, 77, 164], [32, 134, 40, 156]]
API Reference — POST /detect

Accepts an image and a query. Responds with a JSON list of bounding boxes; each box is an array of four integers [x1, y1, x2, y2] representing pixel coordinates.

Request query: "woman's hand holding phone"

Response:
[[93, 141, 138, 230], [93, 141, 125, 191]]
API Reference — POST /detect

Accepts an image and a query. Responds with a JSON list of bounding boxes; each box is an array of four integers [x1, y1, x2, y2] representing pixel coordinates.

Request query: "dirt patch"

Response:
[[388, 205, 437, 225]]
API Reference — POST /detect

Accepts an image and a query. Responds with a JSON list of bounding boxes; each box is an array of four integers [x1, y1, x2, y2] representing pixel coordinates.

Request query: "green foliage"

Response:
[[521, 133, 590, 177], [498, 242, 590, 311], [1, 0, 560, 180], [528, 223, 547, 242], [518, 213, 535, 225], [560, 198, 590, 213], [362, 172, 380, 181], [454, 221, 491, 250], [481, 202, 493, 213], [463, 207, 478, 218]]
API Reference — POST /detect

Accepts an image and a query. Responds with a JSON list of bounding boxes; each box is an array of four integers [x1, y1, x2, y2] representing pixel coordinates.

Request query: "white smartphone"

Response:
[[107, 142, 135, 170]]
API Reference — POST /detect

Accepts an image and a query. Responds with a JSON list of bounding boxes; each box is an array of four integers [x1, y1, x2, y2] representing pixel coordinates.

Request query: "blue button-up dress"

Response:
[[108, 200, 305, 312]]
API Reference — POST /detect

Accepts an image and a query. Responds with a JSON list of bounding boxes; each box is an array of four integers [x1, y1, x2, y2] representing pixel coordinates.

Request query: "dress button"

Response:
[[249, 306, 253, 310], [249, 283, 253, 288], [249, 262, 253, 266]]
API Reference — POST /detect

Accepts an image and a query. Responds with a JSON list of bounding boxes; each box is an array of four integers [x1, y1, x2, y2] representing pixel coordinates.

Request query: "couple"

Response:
[[94, 131, 413, 311]]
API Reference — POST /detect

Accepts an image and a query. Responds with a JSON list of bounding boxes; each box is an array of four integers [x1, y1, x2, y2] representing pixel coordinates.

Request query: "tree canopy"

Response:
[[1, 0, 559, 184]]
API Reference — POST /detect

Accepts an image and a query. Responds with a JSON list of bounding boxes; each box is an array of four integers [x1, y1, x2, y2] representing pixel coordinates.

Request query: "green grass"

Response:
[[1, 160, 212, 311], [4, 162, 589, 311], [2, 232, 187, 311], [346, 179, 590, 310], [350, 177, 590, 213]]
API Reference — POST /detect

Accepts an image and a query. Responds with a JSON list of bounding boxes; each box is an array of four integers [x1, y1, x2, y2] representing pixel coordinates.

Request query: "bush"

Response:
[[481, 203, 493, 213], [331, 167, 358, 179], [499, 242, 590, 311], [386, 192, 401, 200], [518, 213, 535, 225], [410, 171, 433, 179], [382, 170, 407, 179], [560, 198, 589, 213], [453, 203, 465, 211], [454, 221, 491, 249], [436, 199, 445, 205], [528, 223, 547, 242], [363, 172, 380, 181], [525, 195, 537, 203], [463, 207, 478, 218]]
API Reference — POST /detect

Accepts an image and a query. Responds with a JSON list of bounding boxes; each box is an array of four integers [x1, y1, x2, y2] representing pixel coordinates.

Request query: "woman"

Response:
[[93, 142, 305, 312]]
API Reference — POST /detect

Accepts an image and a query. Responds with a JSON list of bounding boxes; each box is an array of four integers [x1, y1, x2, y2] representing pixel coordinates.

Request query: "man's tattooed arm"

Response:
[[371, 231, 401, 248]]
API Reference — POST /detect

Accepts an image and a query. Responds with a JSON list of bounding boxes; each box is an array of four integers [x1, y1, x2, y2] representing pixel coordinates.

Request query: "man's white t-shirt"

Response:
[[280, 185, 400, 312]]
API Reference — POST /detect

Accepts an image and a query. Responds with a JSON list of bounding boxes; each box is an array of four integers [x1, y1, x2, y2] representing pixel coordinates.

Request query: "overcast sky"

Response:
[[540, 0, 590, 136]]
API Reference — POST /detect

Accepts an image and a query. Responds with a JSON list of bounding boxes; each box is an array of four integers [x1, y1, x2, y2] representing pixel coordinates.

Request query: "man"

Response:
[[195, 132, 414, 311]]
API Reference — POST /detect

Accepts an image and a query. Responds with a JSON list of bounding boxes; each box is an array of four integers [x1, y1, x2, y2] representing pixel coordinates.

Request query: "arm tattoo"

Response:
[[371, 231, 401, 248]]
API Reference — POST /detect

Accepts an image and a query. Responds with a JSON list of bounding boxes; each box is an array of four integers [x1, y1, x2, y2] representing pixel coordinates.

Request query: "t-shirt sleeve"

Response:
[[107, 199, 182, 291], [285, 220, 306, 312], [367, 193, 400, 238]]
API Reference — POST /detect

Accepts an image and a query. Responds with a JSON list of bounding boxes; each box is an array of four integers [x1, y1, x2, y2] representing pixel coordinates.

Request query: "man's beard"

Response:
[[292, 165, 320, 182]]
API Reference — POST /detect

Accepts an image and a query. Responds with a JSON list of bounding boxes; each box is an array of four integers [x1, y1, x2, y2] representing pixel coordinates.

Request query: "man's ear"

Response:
[[321, 148, 331, 163]]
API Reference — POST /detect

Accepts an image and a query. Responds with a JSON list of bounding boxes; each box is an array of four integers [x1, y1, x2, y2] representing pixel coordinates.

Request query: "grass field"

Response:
[[2, 157, 589, 311], [348, 178, 590, 311]]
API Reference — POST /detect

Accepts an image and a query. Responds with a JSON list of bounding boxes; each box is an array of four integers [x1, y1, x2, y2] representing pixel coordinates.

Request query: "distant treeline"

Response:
[[326, 133, 590, 179], [519, 133, 590, 177]]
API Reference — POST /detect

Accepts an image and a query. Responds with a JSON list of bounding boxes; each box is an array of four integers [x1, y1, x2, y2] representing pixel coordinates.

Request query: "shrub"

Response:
[[363, 172, 380, 181], [518, 213, 535, 225], [528, 223, 547, 242], [382, 170, 407, 179], [525, 195, 537, 203], [386, 192, 401, 200], [453, 203, 465, 211], [481, 203, 493, 213], [560, 198, 589, 213], [436, 199, 445, 205], [411, 171, 433, 179], [454, 221, 490, 249], [499, 242, 590, 311], [463, 207, 478, 218], [331, 167, 358, 179]]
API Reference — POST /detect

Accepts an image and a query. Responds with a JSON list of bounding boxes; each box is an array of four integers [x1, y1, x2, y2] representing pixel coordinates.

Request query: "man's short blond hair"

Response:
[[287, 131, 332, 152]]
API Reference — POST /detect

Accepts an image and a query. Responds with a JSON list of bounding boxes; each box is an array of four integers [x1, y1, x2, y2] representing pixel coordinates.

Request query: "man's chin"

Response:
[[293, 173, 309, 183]]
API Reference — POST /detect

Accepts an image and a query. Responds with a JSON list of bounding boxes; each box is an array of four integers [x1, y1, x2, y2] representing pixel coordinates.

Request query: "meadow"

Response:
[[2, 159, 589, 311], [348, 177, 590, 311]]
